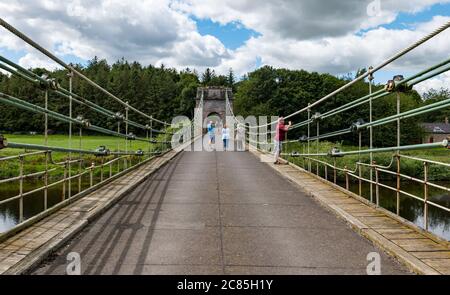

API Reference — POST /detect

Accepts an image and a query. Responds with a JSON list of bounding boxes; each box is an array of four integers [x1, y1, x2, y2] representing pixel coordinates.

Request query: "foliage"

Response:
[[0, 58, 201, 135], [234, 66, 435, 147]]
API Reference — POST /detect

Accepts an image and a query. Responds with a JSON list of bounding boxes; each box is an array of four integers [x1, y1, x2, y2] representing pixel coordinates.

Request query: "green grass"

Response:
[[281, 141, 450, 182], [3, 134, 156, 152], [0, 134, 170, 179]]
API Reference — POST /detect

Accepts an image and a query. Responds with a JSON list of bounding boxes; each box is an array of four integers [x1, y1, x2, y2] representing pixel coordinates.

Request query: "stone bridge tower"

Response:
[[195, 86, 233, 125]]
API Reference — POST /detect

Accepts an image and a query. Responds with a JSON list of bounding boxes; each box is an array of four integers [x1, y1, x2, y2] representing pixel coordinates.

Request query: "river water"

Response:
[[1, 178, 449, 240], [339, 181, 450, 240], [0, 177, 97, 233]]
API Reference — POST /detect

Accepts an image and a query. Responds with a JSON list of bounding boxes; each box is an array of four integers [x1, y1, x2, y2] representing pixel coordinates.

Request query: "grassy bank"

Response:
[[281, 141, 450, 182], [0, 134, 170, 179]]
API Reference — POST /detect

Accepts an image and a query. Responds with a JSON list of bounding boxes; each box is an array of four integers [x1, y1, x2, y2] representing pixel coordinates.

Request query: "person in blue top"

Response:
[[207, 121, 216, 147]]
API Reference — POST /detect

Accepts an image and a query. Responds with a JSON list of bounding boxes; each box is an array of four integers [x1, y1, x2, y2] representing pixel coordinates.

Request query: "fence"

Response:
[[0, 18, 175, 236]]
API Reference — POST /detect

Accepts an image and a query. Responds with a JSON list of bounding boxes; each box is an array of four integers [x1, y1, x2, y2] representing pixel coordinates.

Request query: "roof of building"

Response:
[[420, 123, 450, 134]]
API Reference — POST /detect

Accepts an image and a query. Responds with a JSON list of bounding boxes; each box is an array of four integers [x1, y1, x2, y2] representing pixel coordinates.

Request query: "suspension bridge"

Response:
[[0, 18, 449, 275]]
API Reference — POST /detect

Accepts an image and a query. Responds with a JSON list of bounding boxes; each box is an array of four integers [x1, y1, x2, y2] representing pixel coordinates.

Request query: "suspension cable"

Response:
[[0, 17, 170, 127], [249, 20, 450, 129]]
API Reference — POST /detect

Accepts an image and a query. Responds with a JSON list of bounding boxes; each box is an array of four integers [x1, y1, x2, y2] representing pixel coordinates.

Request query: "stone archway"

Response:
[[195, 86, 233, 125], [204, 112, 222, 127]]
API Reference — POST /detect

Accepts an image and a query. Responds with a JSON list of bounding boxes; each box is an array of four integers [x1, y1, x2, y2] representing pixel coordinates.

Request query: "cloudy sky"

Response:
[[0, 0, 450, 94]]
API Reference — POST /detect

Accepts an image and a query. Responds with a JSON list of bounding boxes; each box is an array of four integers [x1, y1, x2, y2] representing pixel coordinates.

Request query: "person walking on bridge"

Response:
[[236, 125, 245, 151], [222, 124, 230, 151], [274, 117, 292, 164], [207, 121, 216, 148]]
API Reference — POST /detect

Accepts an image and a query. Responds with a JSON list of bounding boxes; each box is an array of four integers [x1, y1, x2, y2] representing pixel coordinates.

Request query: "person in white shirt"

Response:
[[222, 124, 230, 151]]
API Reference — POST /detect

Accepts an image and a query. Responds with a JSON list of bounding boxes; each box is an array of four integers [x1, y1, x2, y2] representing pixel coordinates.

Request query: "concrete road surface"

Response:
[[32, 149, 409, 275]]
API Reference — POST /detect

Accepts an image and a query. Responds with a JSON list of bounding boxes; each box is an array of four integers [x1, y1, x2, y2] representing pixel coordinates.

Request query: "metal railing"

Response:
[[0, 19, 175, 236], [230, 20, 450, 238]]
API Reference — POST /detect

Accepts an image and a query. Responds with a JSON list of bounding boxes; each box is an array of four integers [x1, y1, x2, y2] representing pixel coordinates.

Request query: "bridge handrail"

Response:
[[0, 18, 181, 237]]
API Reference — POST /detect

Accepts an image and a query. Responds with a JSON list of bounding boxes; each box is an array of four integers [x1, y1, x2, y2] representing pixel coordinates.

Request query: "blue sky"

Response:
[[381, 2, 450, 30], [195, 18, 261, 50]]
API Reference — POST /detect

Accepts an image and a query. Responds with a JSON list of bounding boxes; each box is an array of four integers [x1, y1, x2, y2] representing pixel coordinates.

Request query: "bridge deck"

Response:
[[253, 150, 450, 275], [29, 149, 409, 275]]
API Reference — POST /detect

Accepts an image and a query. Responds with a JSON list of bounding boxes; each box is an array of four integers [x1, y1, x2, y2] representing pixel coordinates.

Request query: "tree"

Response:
[[227, 68, 235, 88], [202, 68, 214, 86], [233, 66, 429, 147], [421, 88, 450, 123]]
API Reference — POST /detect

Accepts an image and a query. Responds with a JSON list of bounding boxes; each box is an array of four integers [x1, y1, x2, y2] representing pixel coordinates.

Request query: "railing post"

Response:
[[358, 132, 362, 197], [19, 155, 24, 223], [374, 161, 380, 207], [78, 127, 82, 194], [345, 166, 349, 191], [333, 158, 337, 184], [146, 128, 150, 156], [396, 154, 401, 216], [396, 90, 401, 216], [324, 164, 328, 181], [44, 90, 48, 146], [125, 102, 129, 169], [100, 157, 104, 182], [62, 160, 68, 201], [302, 145, 306, 170], [44, 89, 49, 208], [396, 92, 401, 148], [316, 120, 319, 175], [68, 71, 73, 199], [90, 162, 94, 187], [423, 161, 429, 231], [368, 66, 374, 203], [165, 129, 169, 153], [109, 161, 113, 178], [117, 121, 121, 173], [307, 104, 311, 172], [150, 119, 153, 155], [44, 151, 49, 210]]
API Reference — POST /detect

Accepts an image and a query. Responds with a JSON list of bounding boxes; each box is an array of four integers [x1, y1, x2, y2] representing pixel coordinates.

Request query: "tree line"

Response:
[[234, 66, 449, 147], [0, 57, 233, 136], [1, 59, 448, 147]]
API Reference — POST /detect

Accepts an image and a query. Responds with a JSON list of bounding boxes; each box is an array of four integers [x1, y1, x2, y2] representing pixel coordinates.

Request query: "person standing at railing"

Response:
[[222, 124, 230, 151], [236, 125, 245, 151], [274, 117, 292, 164]]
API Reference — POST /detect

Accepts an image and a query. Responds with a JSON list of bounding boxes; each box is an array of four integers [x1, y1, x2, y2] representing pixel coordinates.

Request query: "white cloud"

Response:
[[216, 16, 450, 78], [18, 52, 61, 70], [174, 0, 450, 39], [0, 0, 229, 69], [413, 72, 450, 95]]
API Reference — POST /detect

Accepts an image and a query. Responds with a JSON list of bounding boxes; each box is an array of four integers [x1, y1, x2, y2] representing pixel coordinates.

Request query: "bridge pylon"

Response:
[[195, 86, 233, 128]]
